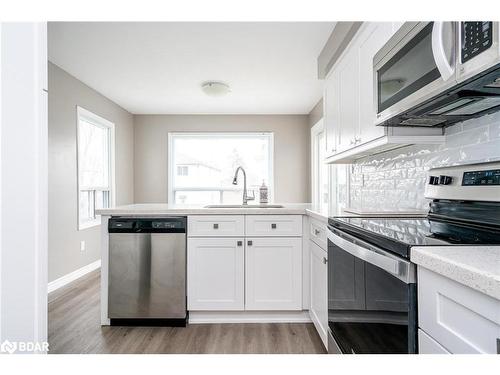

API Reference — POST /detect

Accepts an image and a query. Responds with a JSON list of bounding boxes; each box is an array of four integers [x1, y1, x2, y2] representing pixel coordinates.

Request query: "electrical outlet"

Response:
[[80, 241, 85, 252]]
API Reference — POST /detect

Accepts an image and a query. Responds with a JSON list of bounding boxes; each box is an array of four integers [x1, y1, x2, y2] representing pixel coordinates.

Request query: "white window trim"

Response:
[[167, 132, 275, 204], [76, 106, 116, 230], [311, 120, 328, 209]]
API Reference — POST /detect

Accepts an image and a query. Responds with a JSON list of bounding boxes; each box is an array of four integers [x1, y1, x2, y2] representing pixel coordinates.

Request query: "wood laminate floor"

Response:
[[48, 269, 326, 354]]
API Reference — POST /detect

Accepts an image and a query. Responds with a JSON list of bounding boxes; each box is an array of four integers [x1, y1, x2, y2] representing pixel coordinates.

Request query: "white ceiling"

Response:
[[48, 22, 335, 114]]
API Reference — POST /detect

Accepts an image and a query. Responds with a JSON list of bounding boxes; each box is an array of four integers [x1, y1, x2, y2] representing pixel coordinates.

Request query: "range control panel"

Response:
[[425, 162, 500, 202], [462, 169, 500, 186], [461, 21, 493, 63]]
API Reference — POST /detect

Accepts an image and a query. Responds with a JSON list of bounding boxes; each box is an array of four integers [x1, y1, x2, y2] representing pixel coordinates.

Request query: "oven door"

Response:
[[374, 22, 457, 125], [327, 227, 417, 354]]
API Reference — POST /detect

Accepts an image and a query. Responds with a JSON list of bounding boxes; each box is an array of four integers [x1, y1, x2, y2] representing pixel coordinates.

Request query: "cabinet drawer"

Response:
[[309, 218, 327, 249], [245, 215, 302, 237], [188, 215, 244, 237], [418, 329, 450, 354], [418, 268, 500, 354]]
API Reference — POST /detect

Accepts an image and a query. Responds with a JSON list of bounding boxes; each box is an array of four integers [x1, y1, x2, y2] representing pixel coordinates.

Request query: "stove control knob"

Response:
[[439, 175, 453, 185], [429, 176, 439, 185]]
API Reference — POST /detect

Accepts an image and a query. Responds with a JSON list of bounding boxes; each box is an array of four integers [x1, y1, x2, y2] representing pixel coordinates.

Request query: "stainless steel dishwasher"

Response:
[[108, 217, 187, 326]]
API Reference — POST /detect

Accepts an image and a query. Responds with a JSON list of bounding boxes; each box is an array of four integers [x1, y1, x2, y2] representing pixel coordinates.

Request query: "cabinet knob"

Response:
[[213, 223, 219, 229], [247, 240, 253, 246], [237, 241, 242, 247], [355, 137, 362, 144], [314, 229, 320, 235], [331, 148, 336, 153], [322, 257, 328, 264], [271, 223, 277, 229]]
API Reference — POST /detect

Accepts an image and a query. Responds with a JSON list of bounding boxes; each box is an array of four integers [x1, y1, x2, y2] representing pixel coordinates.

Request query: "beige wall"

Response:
[[48, 63, 134, 282], [133, 115, 310, 204]]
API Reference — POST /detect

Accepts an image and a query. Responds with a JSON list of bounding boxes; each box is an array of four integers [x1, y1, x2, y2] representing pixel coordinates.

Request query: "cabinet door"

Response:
[[309, 240, 328, 348], [357, 22, 393, 144], [324, 68, 340, 157], [336, 47, 359, 152], [187, 237, 244, 310], [245, 237, 302, 310]]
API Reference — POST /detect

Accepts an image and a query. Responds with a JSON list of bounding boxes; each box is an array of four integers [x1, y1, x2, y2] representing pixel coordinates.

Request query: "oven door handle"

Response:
[[328, 229, 416, 283], [432, 21, 456, 81]]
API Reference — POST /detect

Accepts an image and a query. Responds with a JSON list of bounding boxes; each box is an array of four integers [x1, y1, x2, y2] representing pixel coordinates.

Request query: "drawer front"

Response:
[[188, 215, 244, 237], [245, 215, 302, 237], [418, 329, 450, 354], [309, 218, 327, 249], [418, 268, 500, 354]]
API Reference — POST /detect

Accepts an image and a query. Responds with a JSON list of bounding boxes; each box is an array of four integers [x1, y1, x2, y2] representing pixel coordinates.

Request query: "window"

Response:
[[311, 120, 329, 213], [168, 133, 273, 205], [77, 107, 115, 229]]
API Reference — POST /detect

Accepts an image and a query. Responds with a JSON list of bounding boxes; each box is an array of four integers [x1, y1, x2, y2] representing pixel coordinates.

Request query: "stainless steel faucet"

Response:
[[232, 166, 255, 205]]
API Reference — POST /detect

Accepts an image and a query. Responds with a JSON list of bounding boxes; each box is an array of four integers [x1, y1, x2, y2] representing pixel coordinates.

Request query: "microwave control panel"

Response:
[[461, 22, 493, 63]]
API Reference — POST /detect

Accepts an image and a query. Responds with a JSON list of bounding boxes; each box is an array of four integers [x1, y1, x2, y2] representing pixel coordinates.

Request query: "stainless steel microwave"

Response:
[[374, 22, 500, 127]]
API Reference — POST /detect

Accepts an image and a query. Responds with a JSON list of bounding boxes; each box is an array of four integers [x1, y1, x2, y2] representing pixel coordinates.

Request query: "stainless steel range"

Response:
[[327, 161, 500, 354]]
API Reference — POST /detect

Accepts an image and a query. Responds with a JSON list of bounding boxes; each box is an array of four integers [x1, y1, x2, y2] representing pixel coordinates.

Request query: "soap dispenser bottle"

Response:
[[259, 180, 268, 204]]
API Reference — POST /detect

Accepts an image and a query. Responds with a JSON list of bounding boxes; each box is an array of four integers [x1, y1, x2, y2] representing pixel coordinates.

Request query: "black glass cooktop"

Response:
[[328, 216, 500, 258]]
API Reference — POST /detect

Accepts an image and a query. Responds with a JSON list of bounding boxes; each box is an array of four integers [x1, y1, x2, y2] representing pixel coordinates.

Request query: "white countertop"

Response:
[[97, 203, 329, 222], [411, 246, 500, 300]]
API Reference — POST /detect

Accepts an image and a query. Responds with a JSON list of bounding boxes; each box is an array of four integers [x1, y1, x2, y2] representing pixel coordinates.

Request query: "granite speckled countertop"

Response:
[[411, 246, 500, 300], [97, 203, 329, 222]]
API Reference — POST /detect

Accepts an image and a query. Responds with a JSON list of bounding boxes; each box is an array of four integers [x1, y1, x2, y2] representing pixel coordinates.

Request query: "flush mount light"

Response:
[[201, 81, 231, 97]]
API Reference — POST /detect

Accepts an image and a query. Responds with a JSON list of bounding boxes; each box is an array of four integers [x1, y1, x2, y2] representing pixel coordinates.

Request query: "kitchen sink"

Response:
[[204, 204, 284, 208]]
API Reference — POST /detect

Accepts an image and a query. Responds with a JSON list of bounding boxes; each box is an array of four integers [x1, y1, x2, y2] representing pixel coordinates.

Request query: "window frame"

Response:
[[167, 132, 274, 205], [76, 106, 115, 230], [310, 120, 329, 212]]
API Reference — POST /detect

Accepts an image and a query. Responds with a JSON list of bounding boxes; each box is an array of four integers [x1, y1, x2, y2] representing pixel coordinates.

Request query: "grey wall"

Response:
[[133, 115, 310, 204], [344, 112, 500, 212], [48, 63, 134, 282], [308, 99, 323, 128]]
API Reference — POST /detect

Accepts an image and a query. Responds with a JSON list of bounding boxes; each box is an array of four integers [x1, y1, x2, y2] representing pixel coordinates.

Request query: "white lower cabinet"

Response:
[[245, 237, 302, 310], [418, 329, 450, 354], [187, 237, 245, 310], [309, 240, 328, 348], [418, 267, 500, 354]]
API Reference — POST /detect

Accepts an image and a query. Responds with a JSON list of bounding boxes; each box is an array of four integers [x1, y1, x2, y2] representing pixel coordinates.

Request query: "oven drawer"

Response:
[[418, 267, 500, 354]]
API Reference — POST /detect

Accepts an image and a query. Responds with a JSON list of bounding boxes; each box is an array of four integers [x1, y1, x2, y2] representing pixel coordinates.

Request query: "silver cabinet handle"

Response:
[[237, 241, 242, 247], [271, 223, 277, 229], [213, 223, 219, 229], [247, 240, 253, 246], [322, 257, 327, 264]]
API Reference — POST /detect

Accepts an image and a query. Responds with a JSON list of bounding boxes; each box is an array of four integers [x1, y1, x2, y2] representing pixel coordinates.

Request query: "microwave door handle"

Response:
[[432, 21, 456, 81]]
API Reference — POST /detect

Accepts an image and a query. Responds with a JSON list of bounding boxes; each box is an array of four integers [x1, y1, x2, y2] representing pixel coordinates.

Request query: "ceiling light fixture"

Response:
[[201, 81, 231, 97]]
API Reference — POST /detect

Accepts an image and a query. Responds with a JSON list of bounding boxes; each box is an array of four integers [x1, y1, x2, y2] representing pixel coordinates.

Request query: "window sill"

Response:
[[78, 217, 102, 231]]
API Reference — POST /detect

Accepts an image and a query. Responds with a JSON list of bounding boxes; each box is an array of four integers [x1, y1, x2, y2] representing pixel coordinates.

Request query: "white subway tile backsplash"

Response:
[[344, 114, 500, 212]]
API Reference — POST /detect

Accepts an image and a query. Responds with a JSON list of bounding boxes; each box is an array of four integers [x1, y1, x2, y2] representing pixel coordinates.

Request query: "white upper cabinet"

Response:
[[323, 22, 445, 162], [357, 22, 394, 144]]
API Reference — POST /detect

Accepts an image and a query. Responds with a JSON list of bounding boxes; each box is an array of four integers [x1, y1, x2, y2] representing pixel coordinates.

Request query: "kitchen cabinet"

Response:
[[309, 240, 328, 348], [245, 237, 302, 310], [418, 267, 500, 354], [187, 237, 245, 310], [187, 214, 303, 312], [324, 22, 445, 163]]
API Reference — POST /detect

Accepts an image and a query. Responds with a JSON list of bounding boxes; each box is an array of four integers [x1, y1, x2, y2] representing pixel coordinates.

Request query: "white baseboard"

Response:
[[48, 259, 101, 293], [188, 310, 312, 324]]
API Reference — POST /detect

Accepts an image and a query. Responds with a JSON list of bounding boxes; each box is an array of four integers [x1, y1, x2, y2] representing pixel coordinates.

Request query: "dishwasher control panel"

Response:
[[109, 217, 187, 233]]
